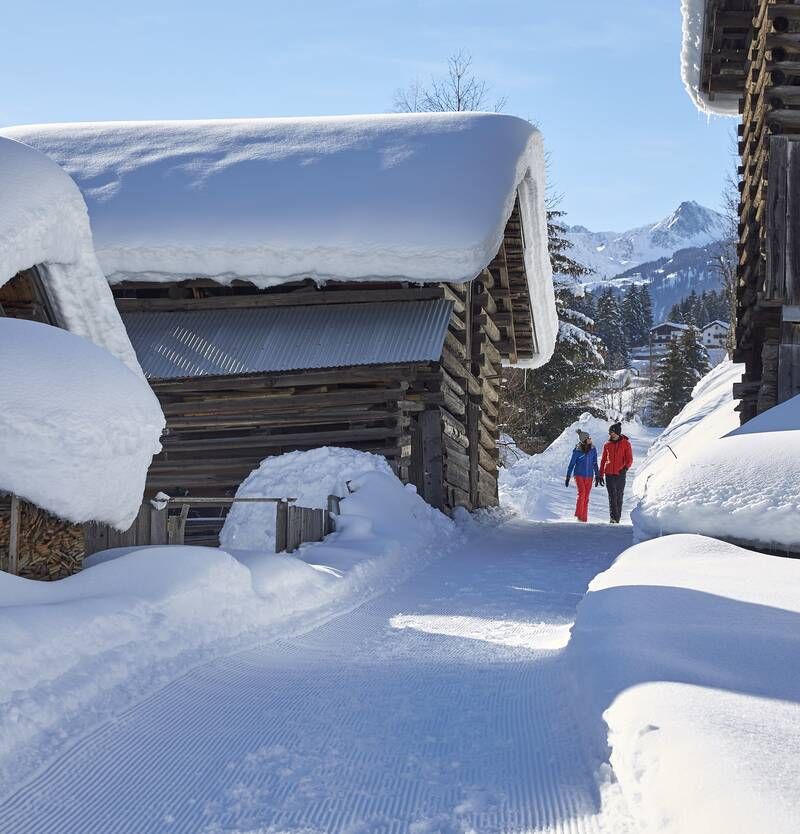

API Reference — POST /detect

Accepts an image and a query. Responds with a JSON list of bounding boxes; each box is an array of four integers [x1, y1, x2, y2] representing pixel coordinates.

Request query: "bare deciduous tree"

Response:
[[393, 50, 506, 113], [712, 129, 740, 356]]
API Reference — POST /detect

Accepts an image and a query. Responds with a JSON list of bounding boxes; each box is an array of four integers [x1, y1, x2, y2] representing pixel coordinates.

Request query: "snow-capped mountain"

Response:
[[593, 243, 729, 322], [565, 201, 727, 280]]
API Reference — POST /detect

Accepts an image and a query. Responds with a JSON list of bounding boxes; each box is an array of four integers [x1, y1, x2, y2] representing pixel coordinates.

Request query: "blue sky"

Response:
[[2, 0, 733, 230]]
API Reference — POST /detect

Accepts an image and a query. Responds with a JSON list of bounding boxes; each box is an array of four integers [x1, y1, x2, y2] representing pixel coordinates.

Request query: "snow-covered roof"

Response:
[[680, 0, 742, 117], [650, 321, 691, 332], [0, 318, 165, 528], [2, 114, 557, 368], [0, 137, 143, 375], [702, 319, 730, 330]]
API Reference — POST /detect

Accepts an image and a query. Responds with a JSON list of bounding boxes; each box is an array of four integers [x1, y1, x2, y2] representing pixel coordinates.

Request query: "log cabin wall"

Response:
[[727, 0, 800, 418], [113, 199, 537, 522]]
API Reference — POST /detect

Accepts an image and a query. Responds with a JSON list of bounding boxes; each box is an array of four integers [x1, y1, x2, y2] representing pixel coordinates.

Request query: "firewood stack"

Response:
[[0, 496, 85, 580]]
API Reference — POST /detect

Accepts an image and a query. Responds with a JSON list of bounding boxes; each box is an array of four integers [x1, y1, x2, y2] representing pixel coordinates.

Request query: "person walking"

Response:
[[565, 429, 601, 523], [599, 422, 633, 524]]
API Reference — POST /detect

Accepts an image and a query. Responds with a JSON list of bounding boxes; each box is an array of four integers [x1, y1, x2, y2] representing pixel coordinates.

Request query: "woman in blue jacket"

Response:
[[565, 429, 601, 522]]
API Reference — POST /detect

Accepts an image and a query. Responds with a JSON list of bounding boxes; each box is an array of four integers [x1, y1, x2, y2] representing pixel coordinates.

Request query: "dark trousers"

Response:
[[605, 471, 627, 522]]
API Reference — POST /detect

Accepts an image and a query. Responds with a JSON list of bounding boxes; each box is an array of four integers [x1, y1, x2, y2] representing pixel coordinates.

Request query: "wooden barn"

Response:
[[5, 114, 557, 529], [0, 136, 163, 578], [683, 0, 800, 420]]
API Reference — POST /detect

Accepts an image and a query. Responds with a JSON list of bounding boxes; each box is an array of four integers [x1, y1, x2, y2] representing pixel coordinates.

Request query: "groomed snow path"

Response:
[[0, 522, 633, 834]]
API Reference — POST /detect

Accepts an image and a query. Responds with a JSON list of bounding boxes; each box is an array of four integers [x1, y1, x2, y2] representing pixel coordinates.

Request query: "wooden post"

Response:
[[8, 495, 20, 576], [275, 499, 288, 553], [419, 409, 445, 511], [167, 504, 190, 545]]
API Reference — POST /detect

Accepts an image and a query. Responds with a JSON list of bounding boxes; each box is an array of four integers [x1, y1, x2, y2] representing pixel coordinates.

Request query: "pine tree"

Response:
[[572, 288, 596, 320], [668, 302, 684, 323], [650, 337, 697, 426], [547, 209, 593, 281], [595, 288, 630, 369], [621, 284, 651, 345], [638, 283, 654, 334], [681, 325, 711, 378]]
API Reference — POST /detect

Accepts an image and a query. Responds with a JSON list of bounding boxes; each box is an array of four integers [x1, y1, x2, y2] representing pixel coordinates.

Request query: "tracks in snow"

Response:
[[0, 521, 633, 834]]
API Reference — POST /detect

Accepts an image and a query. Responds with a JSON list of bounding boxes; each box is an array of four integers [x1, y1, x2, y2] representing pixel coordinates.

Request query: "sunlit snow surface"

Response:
[[633, 360, 800, 550]]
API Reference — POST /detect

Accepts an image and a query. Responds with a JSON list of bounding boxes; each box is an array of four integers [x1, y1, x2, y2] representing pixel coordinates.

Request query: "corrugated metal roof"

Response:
[[122, 299, 453, 380]]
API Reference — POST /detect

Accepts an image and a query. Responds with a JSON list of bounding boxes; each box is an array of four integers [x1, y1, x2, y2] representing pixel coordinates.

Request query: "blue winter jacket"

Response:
[[567, 445, 599, 479]]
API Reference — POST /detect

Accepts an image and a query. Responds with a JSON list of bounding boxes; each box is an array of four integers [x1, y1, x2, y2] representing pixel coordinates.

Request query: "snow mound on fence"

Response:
[[0, 136, 142, 373], [567, 534, 800, 833], [3, 113, 557, 369], [632, 360, 800, 550], [499, 414, 659, 523], [220, 447, 394, 552], [680, 0, 740, 117], [0, 469, 454, 798], [0, 318, 164, 528]]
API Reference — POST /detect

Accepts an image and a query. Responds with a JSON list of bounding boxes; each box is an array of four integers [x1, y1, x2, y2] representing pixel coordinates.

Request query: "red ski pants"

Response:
[[574, 476, 593, 522]]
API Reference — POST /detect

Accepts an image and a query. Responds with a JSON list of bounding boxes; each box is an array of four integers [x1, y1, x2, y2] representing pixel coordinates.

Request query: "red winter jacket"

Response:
[[600, 436, 633, 477]]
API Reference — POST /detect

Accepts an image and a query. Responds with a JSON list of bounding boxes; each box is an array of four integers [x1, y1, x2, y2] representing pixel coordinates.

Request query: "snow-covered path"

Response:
[[0, 521, 633, 834]]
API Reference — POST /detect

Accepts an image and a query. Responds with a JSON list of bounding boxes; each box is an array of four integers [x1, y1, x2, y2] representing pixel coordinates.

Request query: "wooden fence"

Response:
[[3, 491, 345, 577], [276, 495, 341, 553]]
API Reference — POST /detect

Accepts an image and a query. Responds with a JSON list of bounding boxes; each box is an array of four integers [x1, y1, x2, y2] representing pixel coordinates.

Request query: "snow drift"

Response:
[[0, 459, 454, 799], [220, 447, 394, 552], [3, 113, 557, 368], [0, 136, 142, 373], [680, 0, 740, 116], [0, 318, 164, 528], [568, 534, 800, 834], [633, 360, 800, 550]]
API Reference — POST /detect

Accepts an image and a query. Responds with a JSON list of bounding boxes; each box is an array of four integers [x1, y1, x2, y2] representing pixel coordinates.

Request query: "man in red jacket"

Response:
[[599, 422, 633, 524]]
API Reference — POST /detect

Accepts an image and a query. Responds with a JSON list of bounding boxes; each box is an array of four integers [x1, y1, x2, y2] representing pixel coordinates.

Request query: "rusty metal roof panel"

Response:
[[122, 299, 453, 379]]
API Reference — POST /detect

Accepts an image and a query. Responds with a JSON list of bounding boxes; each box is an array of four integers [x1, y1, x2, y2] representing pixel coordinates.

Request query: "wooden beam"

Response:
[[117, 286, 445, 313]]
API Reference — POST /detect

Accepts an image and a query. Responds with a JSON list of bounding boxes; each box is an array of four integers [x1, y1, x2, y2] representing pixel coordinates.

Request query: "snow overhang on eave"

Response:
[[681, 0, 753, 117]]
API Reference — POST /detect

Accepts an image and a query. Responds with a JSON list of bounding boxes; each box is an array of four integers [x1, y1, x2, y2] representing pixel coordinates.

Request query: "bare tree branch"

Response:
[[393, 50, 505, 113]]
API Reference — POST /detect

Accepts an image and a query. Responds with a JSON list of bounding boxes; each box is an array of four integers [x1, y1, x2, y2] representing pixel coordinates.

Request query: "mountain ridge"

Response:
[[563, 200, 727, 281]]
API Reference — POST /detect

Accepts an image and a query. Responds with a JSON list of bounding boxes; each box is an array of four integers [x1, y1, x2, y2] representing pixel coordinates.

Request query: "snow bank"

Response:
[[567, 534, 800, 833], [0, 136, 141, 373], [633, 360, 800, 550], [0, 318, 164, 528], [4, 114, 557, 368], [0, 464, 454, 798], [499, 414, 660, 523], [220, 446, 394, 552], [680, 0, 740, 116]]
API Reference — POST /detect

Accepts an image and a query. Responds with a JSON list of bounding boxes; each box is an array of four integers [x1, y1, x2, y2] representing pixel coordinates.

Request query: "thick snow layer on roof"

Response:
[[3, 113, 557, 368], [0, 318, 165, 528], [680, 0, 740, 116], [0, 137, 142, 374], [567, 534, 800, 834], [632, 360, 800, 550]]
